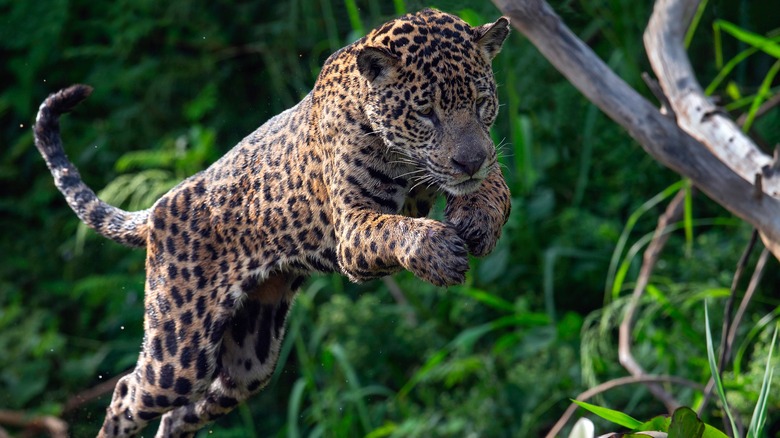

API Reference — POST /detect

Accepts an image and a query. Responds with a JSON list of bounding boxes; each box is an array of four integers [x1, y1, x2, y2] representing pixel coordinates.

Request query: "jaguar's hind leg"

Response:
[[98, 220, 240, 437], [155, 273, 300, 436]]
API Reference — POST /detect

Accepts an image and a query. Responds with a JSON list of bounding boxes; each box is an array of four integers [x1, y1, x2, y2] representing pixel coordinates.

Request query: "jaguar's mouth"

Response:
[[443, 177, 484, 196]]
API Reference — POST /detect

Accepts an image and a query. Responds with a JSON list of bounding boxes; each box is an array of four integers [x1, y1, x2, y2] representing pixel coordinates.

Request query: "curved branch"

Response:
[[618, 188, 688, 412], [0, 410, 67, 438], [490, 0, 780, 261], [644, 0, 780, 196]]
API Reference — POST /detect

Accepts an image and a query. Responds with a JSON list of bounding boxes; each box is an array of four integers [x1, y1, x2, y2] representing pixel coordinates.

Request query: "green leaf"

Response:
[[702, 425, 730, 438], [741, 59, 780, 132], [714, 20, 780, 58], [365, 422, 398, 438], [668, 407, 704, 438], [454, 287, 515, 312], [634, 415, 671, 432], [572, 400, 642, 429]]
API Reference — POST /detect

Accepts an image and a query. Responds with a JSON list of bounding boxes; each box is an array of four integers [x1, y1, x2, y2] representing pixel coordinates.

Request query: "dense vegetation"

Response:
[[1, 0, 778, 436]]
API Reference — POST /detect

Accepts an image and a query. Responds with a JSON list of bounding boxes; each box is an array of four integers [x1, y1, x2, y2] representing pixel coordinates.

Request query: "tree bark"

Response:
[[644, 0, 780, 196], [490, 0, 780, 260]]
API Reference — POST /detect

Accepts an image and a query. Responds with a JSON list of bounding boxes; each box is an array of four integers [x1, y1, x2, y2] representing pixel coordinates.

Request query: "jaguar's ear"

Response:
[[473, 17, 510, 61], [357, 47, 400, 83]]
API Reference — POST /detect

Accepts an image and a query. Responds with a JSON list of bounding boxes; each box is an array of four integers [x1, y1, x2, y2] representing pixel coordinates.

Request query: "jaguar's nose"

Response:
[[451, 149, 486, 176]]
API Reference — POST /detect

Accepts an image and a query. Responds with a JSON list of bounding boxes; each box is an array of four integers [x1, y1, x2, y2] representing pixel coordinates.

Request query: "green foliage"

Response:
[[705, 302, 739, 435], [573, 403, 733, 438], [1, 0, 779, 436], [572, 400, 643, 429]]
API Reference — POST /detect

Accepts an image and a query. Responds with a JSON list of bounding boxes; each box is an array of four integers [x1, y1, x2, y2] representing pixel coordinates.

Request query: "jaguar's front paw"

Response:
[[445, 201, 506, 257], [445, 172, 510, 257], [399, 220, 469, 286]]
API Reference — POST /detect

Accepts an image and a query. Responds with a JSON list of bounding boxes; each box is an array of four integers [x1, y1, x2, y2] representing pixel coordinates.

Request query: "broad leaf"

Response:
[[668, 407, 704, 438]]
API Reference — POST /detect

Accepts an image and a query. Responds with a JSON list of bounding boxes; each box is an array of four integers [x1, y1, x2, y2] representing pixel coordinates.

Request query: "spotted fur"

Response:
[[33, 9, 511, 437]]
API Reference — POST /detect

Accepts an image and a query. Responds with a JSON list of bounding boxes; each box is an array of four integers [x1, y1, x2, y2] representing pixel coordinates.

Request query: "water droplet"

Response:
[[120, 326, 125, 330], [19, 124, 24, 128]]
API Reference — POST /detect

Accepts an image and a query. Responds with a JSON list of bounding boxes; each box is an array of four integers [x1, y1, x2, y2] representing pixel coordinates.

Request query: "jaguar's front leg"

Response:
[[445, 167, 511, 257], [335, 210, 470, 286], [325, 142, 470, 286]]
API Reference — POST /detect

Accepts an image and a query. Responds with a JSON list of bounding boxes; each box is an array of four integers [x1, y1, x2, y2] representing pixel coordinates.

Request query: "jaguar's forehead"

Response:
[[364, 9, 495, 104], [367, 9, 474, 51]]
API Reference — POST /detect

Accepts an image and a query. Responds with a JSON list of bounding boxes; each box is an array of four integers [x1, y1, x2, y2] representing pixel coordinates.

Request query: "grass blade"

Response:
[[287, 378, 308, 438], [704, 301, 738, 435], [714, 20, 780, 58], [741, 59, 780, 132], [343, 0, 365, 37], [704, 46, 762, 96], [606, 181, 684, 301], [684, 0, 709, 49], [746, 323, 778, 438], [683, 180, 694, 257], [329, 343, 373, 432]]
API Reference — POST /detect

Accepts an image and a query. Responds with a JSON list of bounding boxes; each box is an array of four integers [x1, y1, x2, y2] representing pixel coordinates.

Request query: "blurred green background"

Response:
[[1, 0, 778, 436]]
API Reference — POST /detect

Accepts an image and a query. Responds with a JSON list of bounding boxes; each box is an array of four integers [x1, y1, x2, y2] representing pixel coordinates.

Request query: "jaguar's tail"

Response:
[[33, 85, 150, 248]]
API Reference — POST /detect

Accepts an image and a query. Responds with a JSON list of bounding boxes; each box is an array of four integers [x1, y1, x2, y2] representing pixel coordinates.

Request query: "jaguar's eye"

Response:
[[418, 106, 433, 116], [476, 96, 487, 106]]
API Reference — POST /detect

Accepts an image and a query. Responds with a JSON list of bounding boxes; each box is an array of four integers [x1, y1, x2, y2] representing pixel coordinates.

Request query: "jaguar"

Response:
[[33, 8, 511, 437]]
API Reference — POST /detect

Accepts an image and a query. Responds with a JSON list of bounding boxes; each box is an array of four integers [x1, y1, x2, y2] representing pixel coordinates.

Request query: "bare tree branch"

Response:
[[0, 410, 67, 438], [63, 370, 131, 414], [490, 0, 780, 261], [618, 188, 688, 412], [644, 0, 780, 196]]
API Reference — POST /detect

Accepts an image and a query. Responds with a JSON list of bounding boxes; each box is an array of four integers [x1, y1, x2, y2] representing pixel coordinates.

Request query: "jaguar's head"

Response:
[[357, 9, 510, 196]]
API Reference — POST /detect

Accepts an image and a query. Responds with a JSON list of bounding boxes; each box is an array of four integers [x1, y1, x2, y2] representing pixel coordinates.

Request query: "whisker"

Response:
[[396, 168, 427, 178], [409, 175, 435, 192], [497, 154, 514, 161]]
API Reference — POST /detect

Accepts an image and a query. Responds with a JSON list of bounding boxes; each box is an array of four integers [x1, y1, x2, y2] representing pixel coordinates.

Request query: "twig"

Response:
[[736, 93, 780, 128], [618, 188, 688, 412], [544, 375, 704, 438], [0, 410, 68, 438], [641, 72, 676, 121], [699, 230, 758, 414], [63, 370, 132, 414], [729, 248, 771, 354]]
